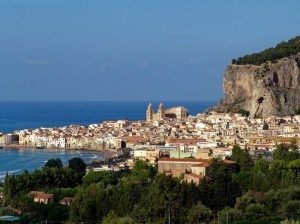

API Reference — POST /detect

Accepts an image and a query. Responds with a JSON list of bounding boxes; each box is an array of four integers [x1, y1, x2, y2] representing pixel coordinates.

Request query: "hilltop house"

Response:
[[29, 191, 54, 204]]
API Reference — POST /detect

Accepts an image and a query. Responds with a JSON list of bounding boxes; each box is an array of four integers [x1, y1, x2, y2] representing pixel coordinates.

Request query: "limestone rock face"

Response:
[[210, 53, 300, 117]]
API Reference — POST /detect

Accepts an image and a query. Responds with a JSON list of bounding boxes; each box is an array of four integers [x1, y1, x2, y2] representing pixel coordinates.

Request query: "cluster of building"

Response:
[[2, 103, 300, 183], [29, 191, 73, 206]]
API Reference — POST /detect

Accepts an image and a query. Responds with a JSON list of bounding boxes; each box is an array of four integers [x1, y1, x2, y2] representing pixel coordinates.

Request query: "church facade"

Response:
[[146, 103, 189, 122], [146, 103, 165, 122]]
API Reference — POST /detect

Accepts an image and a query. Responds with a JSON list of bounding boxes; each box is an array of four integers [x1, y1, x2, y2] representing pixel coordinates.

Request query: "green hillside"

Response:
[[232, 36, 300, 65]]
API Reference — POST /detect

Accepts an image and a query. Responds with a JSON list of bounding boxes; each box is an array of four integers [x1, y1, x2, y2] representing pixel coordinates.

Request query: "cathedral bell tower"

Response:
[[146, 103, 154, 122], [158, 102, 165, 120]]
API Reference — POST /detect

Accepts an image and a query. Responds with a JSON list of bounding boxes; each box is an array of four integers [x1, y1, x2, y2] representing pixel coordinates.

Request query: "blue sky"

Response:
[[1, 0, 300, 101]]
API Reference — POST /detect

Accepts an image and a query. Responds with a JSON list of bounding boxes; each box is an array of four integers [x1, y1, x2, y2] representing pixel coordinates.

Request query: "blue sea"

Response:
[[0, 101, 216, 133], [0, 148, 104, 181], [0, 101, 216, 180]]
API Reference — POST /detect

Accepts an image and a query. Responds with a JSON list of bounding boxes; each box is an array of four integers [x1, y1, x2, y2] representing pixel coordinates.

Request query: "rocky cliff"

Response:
[[210, 53, 300, 117]]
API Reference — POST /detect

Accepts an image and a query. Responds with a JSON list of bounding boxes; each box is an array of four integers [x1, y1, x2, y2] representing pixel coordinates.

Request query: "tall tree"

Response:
[[203, 159, 241, 210], [44, 158, 63, 169], [187, 203, 212, 224], [231, 145, 254, 172], [82, 170, 116, 187], [289, 137, 299, 151], [269, 159, 287, 189], [273, 144, 299, 163], [130, 159, 150, 182], [68, 157, 86, 175]]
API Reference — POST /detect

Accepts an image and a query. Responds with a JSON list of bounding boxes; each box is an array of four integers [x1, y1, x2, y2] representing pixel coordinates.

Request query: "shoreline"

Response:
[[2, 144, 120, 163], [4, 143, 108, 152]]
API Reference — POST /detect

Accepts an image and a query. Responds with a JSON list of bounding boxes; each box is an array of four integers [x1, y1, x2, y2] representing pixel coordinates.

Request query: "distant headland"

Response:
[[210, 36, 300, 118]]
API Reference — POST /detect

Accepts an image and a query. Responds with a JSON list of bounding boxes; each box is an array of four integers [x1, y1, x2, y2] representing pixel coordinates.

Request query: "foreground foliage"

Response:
[[4, 145, 300, 223]]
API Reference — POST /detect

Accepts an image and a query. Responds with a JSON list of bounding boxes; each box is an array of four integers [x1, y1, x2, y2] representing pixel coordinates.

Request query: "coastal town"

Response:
[[3, 1, 300, 222], [1, 103, 300, 182]]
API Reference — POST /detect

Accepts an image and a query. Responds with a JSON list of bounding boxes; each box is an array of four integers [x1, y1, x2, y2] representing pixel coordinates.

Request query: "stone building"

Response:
[[146, 103, 165, 122], [165, 106, 189, 119], [146, 102, 189, 122]]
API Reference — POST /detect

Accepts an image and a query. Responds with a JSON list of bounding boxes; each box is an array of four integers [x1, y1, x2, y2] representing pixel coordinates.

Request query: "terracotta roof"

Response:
[[185, 173, 202, 179], [60, 197, 74, 203], [166, 138, 206, 143], [191, 163, 210, 168], [159, 158, 236, 166], [159, 158, 210, 163], [29, 191, 53, 199], [125, 136, 145, 141], [223, 160, 237, 164], [38, 194, 54, 199]]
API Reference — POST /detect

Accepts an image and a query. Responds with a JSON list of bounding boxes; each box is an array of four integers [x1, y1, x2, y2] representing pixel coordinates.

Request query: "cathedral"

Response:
[[146, 102, 189, 122], [146, 102, 165, 122]]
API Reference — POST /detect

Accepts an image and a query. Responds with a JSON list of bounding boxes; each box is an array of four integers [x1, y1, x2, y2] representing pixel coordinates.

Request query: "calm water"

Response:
[[0, 101, 216, 133], [0, 101, 216, 180], [0, 148, 104, 181]]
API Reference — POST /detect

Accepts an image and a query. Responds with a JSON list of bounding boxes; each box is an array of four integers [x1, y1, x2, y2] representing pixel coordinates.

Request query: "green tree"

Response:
[[269, 160, 287, 188], [44, 158, 63, 169], [130, 159, 150, 182], [118, 216, 135, 224], [131, 181, 167, 223], [237, 109, 250, 117], [70, 184, 100, 222], [102, 210, 119, 224], [231, 36, 300, 65], [273, 144, 299, 163], [231, 145, 254, 171], [233, 171, 252, 192], [202, 159, 241, 210], [186, 203, 212, 224], [218, 207, 242, 224], [83, 170, 116, 187], [281, 219, 300, 224], [47, 204, 69, 222], [288, 159, 300, 176], [235, 191, 256, 212], [68, 157, 86, 174], [283, 200, 300, 215], [251, 158, 270, 191], [261, 189, 277, 213], [245, 203, 266, 216], [11, 193, 35, 213], [253, 158, 269, 175]]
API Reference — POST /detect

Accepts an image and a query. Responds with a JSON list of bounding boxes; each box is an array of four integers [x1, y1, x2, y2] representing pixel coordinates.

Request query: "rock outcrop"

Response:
[[209, 53, 300, 117]]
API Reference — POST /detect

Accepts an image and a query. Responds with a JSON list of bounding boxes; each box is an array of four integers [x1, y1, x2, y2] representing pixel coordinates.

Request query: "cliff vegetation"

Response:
[[232, 36, 300, 65]]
